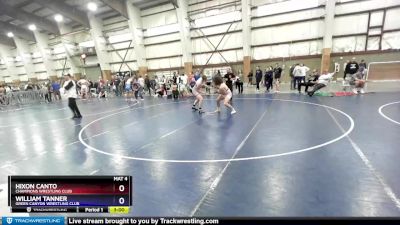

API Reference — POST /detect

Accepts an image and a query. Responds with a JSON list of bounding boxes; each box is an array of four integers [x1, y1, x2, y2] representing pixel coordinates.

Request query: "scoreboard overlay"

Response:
[[8, 176, 132, 213]]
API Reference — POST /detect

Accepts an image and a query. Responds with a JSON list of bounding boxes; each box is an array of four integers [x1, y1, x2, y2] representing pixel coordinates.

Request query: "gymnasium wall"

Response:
[[248, 51, 400, 83]]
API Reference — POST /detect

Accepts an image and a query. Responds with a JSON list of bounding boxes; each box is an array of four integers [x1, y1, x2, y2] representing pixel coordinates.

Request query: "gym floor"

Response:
[[0, 92, 400, 216]]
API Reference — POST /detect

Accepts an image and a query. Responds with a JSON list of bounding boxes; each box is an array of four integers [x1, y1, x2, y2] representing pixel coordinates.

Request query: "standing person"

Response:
[[52, 81, 61, 100], [113, 76, 121, 96], [224, 70, 234, 102], [359, 59, 367, 77], [344, 58, 359, 80], [255, 66, 262, 92], [46, 81, 52, 102], [273, 63, 283, 93], [172, 72, 178, 84], [137, 75, 145, 100], [296, 64, 309, 93], [264, 66, 274, 92], [359, 59, 367, 70], [236, 75, 244, 94], [63, 74, 82, 119], [293, 64, 301, 91], [191, 74, 208, 114], [179, 73, 188, 97], [213, 75, 236, 115], [194, 69, 201, 80], [247, 70, 253, 87], [145, 75, 151, 96], [41, 84, 50, 103], [4, 85, 11, 104], [233, 72, 239, 91], [132, 77, 142, 101], [289, 64, 296, 90], [224, 70, 234, 93]]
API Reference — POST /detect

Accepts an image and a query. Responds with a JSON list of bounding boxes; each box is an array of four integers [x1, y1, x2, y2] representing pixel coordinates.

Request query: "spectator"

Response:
[[350, 70, 366, 94], [359, 59, 367, 77], [171, 82, 179, 99], [236, 75, 243, 94], [359, 59, 367, 71], [172, 72, 178, 84], [179, 73, 188, 97], [289, 64, 296, 90], [113, 76, 121, 96], [156, 84, 166, 97], [0, 85, 5, 105], [46, 81, 52, 102], [41, 84, 50, 103], [307, 69, 334, 97], [264, 67, 273, 93], [194, 69, 201, 80], [344, 58, 359, 80], [137, 75, 145, 100], [25, 83, 33, 90], [247, 70, 253, 87], [255, 66, 262, 91], [273, 63, 283, 93], [294, 64, 309, 93], [52, 81, 61, 100], [224, 70, 234, 93], [145, 74, 151, 96], [298, 69, 319, 93]]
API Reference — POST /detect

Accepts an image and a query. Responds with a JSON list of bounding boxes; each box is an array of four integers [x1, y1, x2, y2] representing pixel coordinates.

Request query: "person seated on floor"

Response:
[[171, 82, 179, 99], [307, 69, 335, 97], [298, 69, 319, 94], [98, 89, 106, 98], [155, 84, 167, 97], [350, 69, 366, 94]]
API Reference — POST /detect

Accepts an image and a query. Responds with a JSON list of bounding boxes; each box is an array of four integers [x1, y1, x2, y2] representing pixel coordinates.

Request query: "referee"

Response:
[[63, 74, 82, 119]]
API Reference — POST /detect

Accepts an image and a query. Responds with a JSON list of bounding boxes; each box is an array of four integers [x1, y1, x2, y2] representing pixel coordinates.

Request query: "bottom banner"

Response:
[[66, 217, 400, 225]]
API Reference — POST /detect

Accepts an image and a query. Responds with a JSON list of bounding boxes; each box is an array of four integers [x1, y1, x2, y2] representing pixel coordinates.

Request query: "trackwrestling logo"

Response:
[[1, 217, 64, 225]]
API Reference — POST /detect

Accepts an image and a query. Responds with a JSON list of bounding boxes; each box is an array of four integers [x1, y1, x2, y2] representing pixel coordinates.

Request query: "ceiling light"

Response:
[[7, 32, 14, 37], [28, 24, 36, 31], [87, 2, 97, 11], [54, 14, 63, 22]]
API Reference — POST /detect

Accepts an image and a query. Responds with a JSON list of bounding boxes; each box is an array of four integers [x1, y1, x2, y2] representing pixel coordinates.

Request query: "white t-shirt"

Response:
[[126, 78, 133, 85], [63, 80, 77, 98], [138, 77, 145, 87], [300, 66, 310, 77], [293, 66, 302, 77], [317, 73, 334, 85], [181, 75, 188, 85]]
